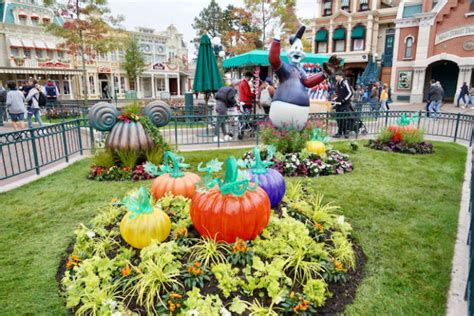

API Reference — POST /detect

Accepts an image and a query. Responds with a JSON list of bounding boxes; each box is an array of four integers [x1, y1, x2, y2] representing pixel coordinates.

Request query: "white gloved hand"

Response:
[[273, 22, 285, 41]]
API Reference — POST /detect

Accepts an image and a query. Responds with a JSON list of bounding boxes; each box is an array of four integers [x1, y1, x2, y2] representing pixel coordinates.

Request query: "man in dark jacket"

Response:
[[457, 82, 469, 107], [214, 80, 240, 142], [333, 71, 354, 138], [427, 79, 443, 118]]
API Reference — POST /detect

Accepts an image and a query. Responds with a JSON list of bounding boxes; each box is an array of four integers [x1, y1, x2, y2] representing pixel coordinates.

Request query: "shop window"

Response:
[[323, 0, 333, 16], [317, 42, 328, 53], [120, 76, 126, 92], [36, 50, 44, 59], [11, 48, 19, 57], [351, 25, 366, 51], [315, 28, 328, 53], [156, 78, 165, 91], [341, 0, 351, 11], [57, 51, 64, 59], [63, 81, 70, 95], [333, 27, 346, 52], [359, 0, 369, 11], [470, 0, 474, 11], [23, 49, 31, 59], [31, 16, 39, 26], [89, 76, 96, 94], [42, 17, 50, 24], [19, 16, 27, 25], [404, 36, 414, 59]]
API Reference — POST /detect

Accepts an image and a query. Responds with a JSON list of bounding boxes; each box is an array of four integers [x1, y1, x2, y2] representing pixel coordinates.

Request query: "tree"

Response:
[[44, 0, 124, 101], [191, 0, 224, 48], [221, 6, 262, 55], [122, 38, 145, 91]]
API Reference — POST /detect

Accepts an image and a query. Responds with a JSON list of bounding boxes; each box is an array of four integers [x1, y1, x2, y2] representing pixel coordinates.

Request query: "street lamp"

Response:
[[211, 36, 225, 58]]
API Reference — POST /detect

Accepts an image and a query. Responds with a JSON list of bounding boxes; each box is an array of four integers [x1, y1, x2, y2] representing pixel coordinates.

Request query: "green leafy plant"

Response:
[[331, 232, 356, 270], [123, 101, 142, 116], [116, 149, 139, 170], [303, 279, 328, 307], [259, 122, 316, 154], [211, 263, 240, 298], [229, 238, 253, 266], [280, 291, 316, 315], [93, 149, 115, 168], [139, 115, 169, 150], [228, 296, 248, 314], [127, 252, 182, 313], [322, 259, 348, 283], [401, 129, 425, 145], [156, 292, 185, 315], [376, 127, 395, 143], [188, 237, 229, 267], [182, 287, 224, 316], [145, 145, 165, 166], [183, 261, 211, 289]]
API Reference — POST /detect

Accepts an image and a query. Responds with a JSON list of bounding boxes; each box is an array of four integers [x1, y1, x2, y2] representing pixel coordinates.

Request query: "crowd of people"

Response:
[[457, 82, 474, 109], [1, 78, 59, 134]]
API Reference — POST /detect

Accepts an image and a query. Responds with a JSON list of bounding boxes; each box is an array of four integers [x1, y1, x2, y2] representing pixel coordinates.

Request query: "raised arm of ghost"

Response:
[[269, 39, 282, 71], [303, 73, 327, 88]]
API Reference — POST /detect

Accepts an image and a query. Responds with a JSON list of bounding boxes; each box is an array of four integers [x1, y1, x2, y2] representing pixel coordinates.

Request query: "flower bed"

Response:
[[88, 163, 156, 181], [242, 147, 353, 177], [367, 139, 434, 154], [58, 185, 364, 315]]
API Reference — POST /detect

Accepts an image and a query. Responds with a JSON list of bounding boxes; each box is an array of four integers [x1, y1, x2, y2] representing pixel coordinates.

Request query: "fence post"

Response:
[[30, 129, 41, 175], [61, 123, 69, 163], [416, 110, 422, 129], [174, 118, 179, 150], [454, 112, 461, 143], [77, 120, 83, 155], [384, 110, 389, 127], [217, 115, 221, 149]]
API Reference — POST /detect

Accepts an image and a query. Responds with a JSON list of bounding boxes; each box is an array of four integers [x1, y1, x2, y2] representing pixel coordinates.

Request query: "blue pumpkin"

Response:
[[246, 147, 286, 208]]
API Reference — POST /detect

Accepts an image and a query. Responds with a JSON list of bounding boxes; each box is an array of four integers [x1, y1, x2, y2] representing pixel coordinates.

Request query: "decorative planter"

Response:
[[106, 121, 154, 151]]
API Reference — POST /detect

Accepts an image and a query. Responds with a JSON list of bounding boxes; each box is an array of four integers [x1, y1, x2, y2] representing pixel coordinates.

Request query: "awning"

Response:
[[351, 25, 366, 39], [31, 14, 39, 19], [223, 49, 343, 69], [22, 39, 35, 48], [333, 28, 346, 40], [315, 29, 328, 42], [45, 41, 57, 50], [34, 40, 48, 49], [9, 38, 23, 47]]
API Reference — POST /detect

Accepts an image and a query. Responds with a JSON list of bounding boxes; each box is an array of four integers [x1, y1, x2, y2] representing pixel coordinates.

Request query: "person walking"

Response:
[[259, 80, 273, 115], [44, 79, 59, 107], [369, 83, 379, 113], [213, 79, 239, 142], [469, 85, 474, 107], [239, 72, 255, 114], [333, 71, 354, 139], [380, 84, 389, 111], [25, 79, 44, 129], [457, 82, 469, 107], [5, 81, 26, 132], [427, 79, 443, 119]]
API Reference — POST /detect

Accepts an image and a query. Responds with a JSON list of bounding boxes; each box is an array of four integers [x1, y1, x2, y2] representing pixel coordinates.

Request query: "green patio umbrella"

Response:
[[193, 34, 224, 112]]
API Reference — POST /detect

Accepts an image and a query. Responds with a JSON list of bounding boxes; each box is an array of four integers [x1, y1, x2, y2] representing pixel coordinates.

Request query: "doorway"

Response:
[[98, 74, 111, 99], [169, 78, 178, 95], [424, 60, 459, 102]]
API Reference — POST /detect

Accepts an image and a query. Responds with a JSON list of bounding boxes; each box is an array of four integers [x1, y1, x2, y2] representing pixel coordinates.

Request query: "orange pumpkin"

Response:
[[151, 151, 201, 199], [387, 125, 417, 143]]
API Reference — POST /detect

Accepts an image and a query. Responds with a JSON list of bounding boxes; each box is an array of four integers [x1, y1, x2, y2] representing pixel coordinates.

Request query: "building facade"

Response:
[[0, 0, 81, 98], [0, 0, 190, 100], [391, 0, 474, 103], [309, 0, 399, 86]]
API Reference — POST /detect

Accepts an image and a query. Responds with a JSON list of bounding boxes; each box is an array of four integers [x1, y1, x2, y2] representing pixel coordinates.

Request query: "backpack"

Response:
[[260, 88, 272, 107], [0, 89, 6, 103], [46, 85, 56, 97], [37, 91, 47, 107]]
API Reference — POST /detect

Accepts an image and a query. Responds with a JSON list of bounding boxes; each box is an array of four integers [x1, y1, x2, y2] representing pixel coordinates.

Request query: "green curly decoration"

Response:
[[117, 187, 153, 220], [396, 113, 420, 126], [248, 146, 275, 175], [197, 159, 223, 186], [203, 157, 257, 197], [158, 151, 189, 178], [310, 128, 330, 143]]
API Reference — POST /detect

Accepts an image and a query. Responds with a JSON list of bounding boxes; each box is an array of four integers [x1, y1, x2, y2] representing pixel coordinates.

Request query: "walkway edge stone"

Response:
[[446, 146, 471, 316]]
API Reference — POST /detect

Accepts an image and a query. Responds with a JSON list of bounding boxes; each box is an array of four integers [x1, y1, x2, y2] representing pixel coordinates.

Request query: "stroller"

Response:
[[237, 103, 257, 140], [333, 101, 368, 136]]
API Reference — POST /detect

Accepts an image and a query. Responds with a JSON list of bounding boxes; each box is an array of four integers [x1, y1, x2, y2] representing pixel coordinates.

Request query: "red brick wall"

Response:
[[428, 0, 474, 57], [397, 27, 419, 61], [380, 66, 392, 86]]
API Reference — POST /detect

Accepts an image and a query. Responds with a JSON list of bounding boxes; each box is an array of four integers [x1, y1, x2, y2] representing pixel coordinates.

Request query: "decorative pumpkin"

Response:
[[119, 187, 171, 249], [151, 151, 201, 199], [191, 156, 271, 243], [245, 146, 286, 208], [387, 113, 420, 142], [87, 101, 171, 151], [305, 128, 328, 156]]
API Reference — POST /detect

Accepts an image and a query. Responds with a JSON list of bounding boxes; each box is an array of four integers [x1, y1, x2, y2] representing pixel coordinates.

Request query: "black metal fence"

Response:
[[467, 147, 474, 315]]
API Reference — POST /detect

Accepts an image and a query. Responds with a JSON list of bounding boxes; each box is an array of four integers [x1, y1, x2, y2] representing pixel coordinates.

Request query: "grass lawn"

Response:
[[0, 141, 467, 315]]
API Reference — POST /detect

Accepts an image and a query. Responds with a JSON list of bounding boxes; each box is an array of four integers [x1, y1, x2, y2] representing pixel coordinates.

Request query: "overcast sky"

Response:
[[108, 0, 318, 56]]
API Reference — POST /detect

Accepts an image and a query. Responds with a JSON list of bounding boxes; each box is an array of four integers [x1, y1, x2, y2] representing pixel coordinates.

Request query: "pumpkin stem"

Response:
[[162, 151, 185, 178], [117, 187, 154, 220], [250, 147, 273, 175], [223, 157, 238, 184], [216, 156, 256, 197], [310, 128, 330, 143]]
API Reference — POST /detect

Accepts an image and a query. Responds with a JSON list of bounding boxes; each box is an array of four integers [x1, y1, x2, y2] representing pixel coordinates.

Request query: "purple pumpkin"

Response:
[[246, 147, 286, 208]]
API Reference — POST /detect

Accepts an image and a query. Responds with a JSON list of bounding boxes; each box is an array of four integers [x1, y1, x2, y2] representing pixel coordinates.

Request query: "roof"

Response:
[[223, 50, 340, 69], [2, 2, 63, 25], [402, 4, 423, 17]]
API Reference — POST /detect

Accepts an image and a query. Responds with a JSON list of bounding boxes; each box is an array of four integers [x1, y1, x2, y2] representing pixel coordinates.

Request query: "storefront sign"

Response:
[[98, 66, 112, 73], [153, 63, 165, 70], [397, 70, 413, 90], [435, 25, 474, 44], [464, 40, 474, 51], [38, 61, 70, 69]]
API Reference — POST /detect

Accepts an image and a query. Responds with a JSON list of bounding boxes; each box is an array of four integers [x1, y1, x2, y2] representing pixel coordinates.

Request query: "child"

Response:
[[380, 84, 389, 111]]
